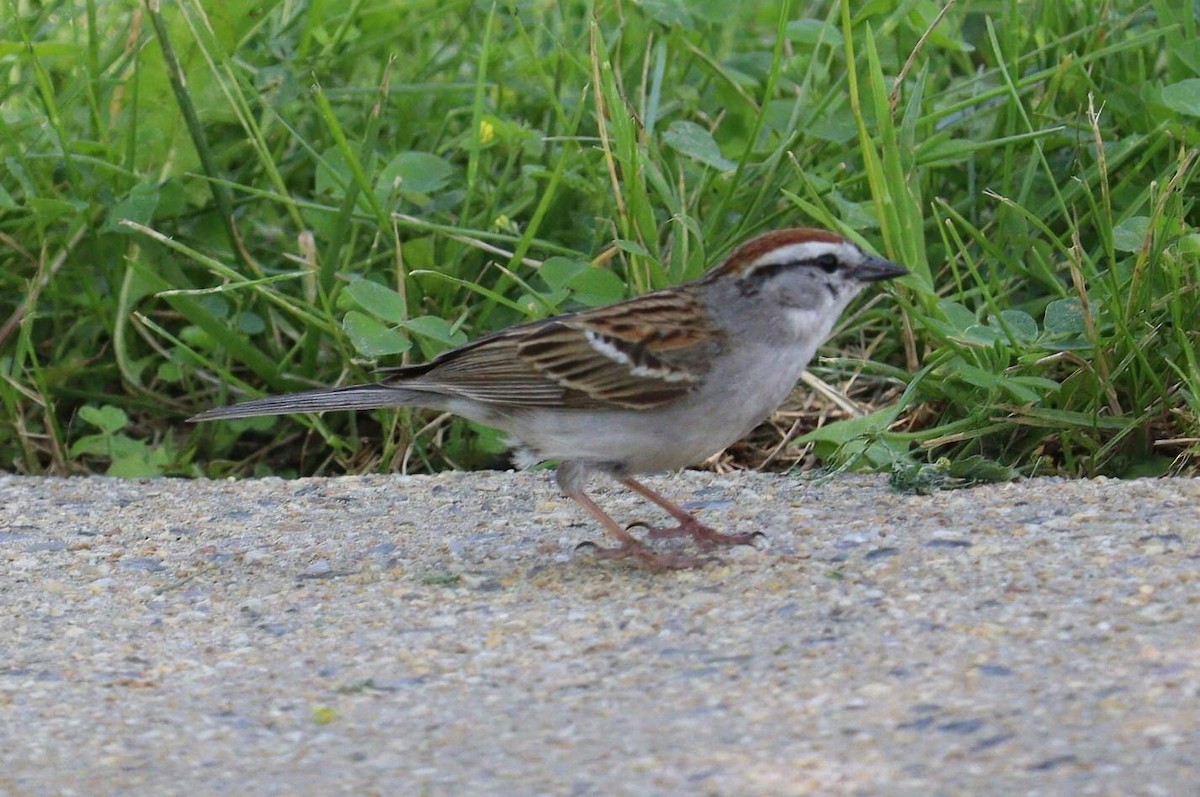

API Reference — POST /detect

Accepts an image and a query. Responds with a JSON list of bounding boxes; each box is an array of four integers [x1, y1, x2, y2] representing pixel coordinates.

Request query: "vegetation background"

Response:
[[1, 0, 1196, 483]]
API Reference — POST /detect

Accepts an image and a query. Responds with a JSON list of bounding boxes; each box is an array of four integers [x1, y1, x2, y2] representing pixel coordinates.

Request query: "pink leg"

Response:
[[620, 477, 762, 548], [563, 487, 709, 570]]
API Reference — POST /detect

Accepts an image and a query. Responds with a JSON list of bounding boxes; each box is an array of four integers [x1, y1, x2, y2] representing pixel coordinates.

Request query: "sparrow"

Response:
[[191, 228, 907, 568]]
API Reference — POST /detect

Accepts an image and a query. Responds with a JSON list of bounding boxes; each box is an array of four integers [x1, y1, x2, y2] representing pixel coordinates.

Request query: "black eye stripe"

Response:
[[746, 262, 792, 280], [747, 255, 841, 281]]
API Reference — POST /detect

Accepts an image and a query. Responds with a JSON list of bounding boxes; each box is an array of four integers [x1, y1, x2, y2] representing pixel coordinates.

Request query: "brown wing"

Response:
[[378, 288, 726, 410]]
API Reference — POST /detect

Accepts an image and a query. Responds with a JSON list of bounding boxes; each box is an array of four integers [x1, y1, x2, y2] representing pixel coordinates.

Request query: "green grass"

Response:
[[0, 0, 1196, 480]]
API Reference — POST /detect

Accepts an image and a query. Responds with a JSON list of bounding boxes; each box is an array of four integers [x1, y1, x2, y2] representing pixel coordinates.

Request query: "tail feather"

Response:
[[189, 384, 418, 422]]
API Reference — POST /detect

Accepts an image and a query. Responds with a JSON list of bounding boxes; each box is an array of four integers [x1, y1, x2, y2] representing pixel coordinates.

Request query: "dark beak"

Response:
[[853, 253, 908, 282]]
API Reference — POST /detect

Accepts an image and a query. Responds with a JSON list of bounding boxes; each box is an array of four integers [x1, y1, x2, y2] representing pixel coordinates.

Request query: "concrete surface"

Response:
[[1, 471, 1197, 795]]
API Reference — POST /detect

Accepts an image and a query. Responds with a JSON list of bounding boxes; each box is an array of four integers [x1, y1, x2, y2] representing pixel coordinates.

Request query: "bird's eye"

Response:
[[814, 253, 839, 273]]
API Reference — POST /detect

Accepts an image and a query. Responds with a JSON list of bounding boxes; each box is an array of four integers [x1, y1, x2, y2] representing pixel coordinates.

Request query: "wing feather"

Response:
[[375, 288, 726, 410]]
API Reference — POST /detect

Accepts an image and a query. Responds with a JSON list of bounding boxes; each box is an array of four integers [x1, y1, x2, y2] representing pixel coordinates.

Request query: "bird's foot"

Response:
[[574, 539, 710, 571], [636, 518, 764, 549]]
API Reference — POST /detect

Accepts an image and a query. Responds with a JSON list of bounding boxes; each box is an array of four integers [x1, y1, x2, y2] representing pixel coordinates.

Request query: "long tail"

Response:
[[189, 384, 421, 422]]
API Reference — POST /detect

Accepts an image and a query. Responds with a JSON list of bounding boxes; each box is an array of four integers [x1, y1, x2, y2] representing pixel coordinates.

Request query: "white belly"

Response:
[[494, 341, 817, 473]]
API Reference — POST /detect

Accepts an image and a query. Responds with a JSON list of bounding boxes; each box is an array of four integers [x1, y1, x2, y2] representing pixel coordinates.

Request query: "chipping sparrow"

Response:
[[191, 228, 907, 568]]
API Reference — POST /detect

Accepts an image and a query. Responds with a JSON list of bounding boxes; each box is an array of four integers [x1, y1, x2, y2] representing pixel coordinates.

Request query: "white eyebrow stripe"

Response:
[[748, 240, 859, 268]]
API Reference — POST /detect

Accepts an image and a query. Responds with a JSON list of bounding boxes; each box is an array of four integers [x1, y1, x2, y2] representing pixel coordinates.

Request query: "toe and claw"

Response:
[[565, 475, 762, 570], [574, 539, 710, 571], [639, 519, 764, 548]]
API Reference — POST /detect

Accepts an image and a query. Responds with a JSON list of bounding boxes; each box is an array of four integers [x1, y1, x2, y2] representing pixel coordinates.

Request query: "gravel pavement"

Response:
[[1, 470, 1197, 796]]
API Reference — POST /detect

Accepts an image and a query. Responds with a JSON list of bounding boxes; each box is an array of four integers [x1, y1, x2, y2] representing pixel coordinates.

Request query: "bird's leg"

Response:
[[619, 476, 762, 548], [556, 463, 707, 569], [564, 487, 709, 570]]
